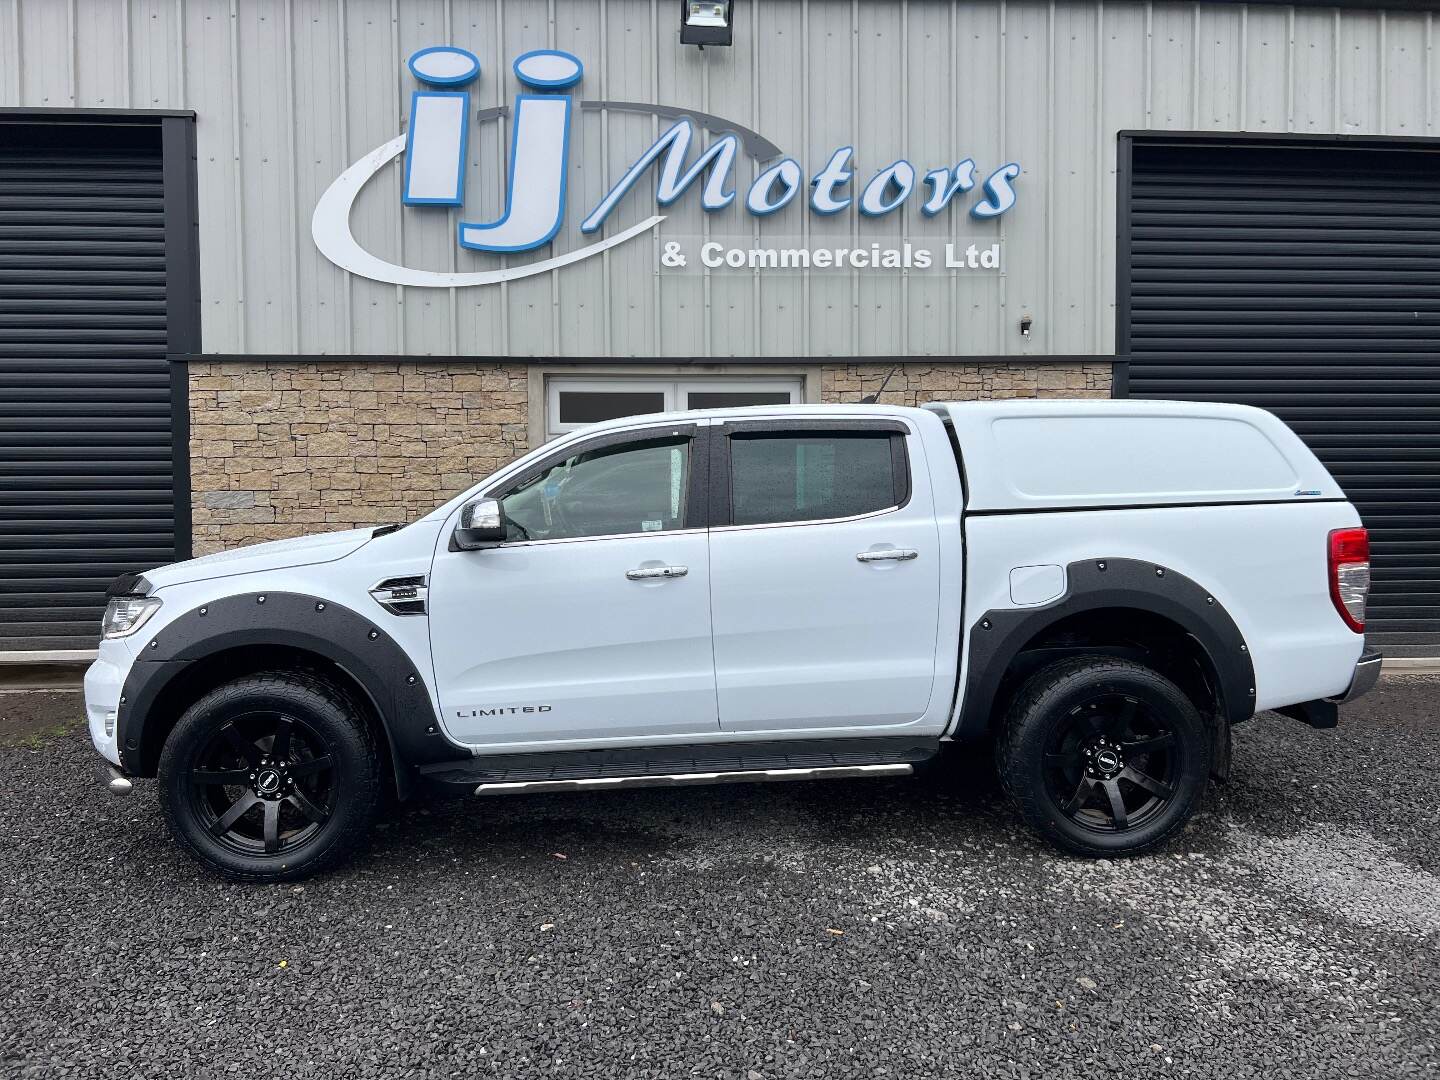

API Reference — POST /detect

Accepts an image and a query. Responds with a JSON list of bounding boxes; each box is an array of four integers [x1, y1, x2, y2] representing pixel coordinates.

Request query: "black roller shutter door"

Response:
[[0, 118, 192, 653], [1121, 137, 1440, 658]]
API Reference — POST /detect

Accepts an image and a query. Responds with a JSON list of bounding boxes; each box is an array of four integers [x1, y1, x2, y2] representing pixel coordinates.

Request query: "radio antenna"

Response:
[[861, 366, 901, 405]]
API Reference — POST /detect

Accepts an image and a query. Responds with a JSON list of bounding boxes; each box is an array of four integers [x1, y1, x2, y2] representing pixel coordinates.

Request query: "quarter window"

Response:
[[498, 436, 690, 542], [729, 431, 901, 526]]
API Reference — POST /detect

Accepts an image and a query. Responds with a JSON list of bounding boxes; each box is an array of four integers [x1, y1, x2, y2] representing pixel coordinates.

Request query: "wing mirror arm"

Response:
[[452, 497, 507, 551]]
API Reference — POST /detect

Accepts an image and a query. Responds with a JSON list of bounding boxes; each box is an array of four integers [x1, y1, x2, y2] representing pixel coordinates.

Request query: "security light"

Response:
[[680, 0, 734, 48]]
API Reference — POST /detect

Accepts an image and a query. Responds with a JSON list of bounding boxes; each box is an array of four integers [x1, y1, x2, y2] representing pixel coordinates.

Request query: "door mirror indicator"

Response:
[[453, 498, 507, 550]]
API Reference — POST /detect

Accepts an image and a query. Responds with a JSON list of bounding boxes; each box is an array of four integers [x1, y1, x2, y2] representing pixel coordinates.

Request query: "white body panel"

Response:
[[143, 527, 378, 590], [427, 530, 720, 745], [956, 501, 1366, 717], [708, 419, 945, 733], [930, 400, 1342, 512]]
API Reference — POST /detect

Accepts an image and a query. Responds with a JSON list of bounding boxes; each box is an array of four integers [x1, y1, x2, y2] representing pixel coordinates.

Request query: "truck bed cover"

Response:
[[924, 399, 1341, 513]]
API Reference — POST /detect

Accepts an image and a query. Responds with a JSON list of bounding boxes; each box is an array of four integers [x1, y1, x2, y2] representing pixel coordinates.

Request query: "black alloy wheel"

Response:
[[188, 710, 336, 857], [1042, 695, 1179, 834], [158, 672, 383, 881], [996, 656, 1211, 856]]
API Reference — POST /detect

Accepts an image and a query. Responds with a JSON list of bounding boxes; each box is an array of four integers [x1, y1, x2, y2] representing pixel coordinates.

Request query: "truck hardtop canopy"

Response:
[[924, 398, 1341, 513]]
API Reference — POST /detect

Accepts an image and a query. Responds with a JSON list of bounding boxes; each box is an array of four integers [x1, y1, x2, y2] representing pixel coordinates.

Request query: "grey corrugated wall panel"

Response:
[[2, 0, 1437, 357], [1122, 138, 1440, 657]]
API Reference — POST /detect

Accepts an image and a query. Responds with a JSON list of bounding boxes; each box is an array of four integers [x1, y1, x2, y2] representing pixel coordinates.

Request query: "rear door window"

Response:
[[728, 431, 902, 526]]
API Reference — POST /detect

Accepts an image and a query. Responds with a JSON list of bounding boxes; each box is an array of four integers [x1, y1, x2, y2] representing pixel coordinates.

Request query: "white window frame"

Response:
[[544, 374, 806, 440]]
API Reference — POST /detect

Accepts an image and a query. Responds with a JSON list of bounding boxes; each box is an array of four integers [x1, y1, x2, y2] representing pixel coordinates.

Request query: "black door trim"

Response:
[[1113, 133, 1135, 399], [161, 115, 200, 561]]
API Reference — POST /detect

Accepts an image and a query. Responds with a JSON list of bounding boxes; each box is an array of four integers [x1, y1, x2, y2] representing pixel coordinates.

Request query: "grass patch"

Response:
[[0, 692, 86, 749], [1, 719, 85, 750]]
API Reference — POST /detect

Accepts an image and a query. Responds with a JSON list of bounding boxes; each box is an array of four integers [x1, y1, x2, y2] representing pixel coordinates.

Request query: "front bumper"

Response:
[[83, 639, 134, 767]]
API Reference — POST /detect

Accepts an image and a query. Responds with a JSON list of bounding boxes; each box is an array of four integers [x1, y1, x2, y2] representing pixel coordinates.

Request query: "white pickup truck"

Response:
[[85, 400, 1379, 881]]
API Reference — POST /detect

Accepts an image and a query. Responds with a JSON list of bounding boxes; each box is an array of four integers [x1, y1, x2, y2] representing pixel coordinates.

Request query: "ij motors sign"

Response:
[[312, 45, 1021, 288]]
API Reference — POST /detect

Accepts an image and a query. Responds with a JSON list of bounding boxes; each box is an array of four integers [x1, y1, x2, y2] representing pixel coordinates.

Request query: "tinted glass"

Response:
[[686, 391, 793, 410], [557, 390, 666, 425], [500, 436, 689, 541], [729, 432, 897, 526]]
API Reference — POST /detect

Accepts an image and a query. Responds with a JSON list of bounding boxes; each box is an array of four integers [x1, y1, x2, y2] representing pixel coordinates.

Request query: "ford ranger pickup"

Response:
[[84, 400, 1380, 880]]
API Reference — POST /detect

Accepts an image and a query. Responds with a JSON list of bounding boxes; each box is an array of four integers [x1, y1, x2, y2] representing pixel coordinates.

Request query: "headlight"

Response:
[[101, 596, 162, 640]]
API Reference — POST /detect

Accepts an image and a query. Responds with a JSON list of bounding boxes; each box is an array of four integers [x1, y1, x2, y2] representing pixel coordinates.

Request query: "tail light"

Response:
[[1327, 527, 1369, 633]]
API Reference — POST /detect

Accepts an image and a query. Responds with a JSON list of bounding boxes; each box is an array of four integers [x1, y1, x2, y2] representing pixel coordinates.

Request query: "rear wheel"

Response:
[[996, 656, 1211, 856], [158, 672, 383, 881]]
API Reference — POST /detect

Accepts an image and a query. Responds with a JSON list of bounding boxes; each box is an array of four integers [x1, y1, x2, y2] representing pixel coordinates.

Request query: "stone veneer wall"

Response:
[[190, 360, 1111, 553], [188, 362, 528, 554], [820, 361, 1112, 405]]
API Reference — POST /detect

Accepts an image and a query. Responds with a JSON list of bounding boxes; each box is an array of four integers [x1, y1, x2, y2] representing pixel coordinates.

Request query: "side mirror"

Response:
[[453, 497, 507, 550]]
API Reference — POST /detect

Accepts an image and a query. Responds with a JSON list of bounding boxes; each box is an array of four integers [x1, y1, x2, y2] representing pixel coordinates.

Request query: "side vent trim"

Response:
[[369, 575, 428, 616]]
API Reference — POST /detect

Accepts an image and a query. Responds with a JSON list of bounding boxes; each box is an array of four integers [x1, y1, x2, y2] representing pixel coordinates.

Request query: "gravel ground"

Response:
[[1, 679, 1437, 1079]]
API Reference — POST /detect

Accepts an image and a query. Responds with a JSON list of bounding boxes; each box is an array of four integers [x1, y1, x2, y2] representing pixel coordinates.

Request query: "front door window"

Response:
[[498, 436, 690, 542]]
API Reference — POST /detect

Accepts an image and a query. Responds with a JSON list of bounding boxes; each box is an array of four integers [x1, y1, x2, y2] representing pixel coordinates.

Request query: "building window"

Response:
[[544, 376, 804, 440]]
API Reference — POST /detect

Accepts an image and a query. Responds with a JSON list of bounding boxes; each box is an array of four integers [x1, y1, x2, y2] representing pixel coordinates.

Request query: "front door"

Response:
[[428, 425, 719, 747], [707, 420, 943, 733]]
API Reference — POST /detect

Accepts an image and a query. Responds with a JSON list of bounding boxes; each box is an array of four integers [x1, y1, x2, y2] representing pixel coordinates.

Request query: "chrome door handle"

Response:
[[626, 565, 689, 580], [856, 549, 918, 563]]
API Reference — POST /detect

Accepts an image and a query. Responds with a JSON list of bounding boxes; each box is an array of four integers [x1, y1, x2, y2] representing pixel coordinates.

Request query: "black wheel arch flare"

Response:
[[955, 558, 1256, 744], [114, 591, 469, 790]]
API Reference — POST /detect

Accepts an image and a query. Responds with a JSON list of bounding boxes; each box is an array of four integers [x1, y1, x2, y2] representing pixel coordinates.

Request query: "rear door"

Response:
[[707, 419, 943, 733]]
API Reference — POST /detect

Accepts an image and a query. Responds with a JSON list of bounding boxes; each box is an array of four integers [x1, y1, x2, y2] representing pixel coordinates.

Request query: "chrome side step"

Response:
[[473, 762, 912, 796]]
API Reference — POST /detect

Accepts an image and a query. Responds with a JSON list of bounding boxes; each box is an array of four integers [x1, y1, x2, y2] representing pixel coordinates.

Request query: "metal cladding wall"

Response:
[[0, 119, 190, 652], [3, 0, 1436, 359], [1122, 136, 1440, 657]]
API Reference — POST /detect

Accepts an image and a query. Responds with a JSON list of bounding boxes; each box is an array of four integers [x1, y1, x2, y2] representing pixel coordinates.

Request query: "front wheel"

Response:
[[996, 656, 1212, 857], [157, 672, 383, 881]]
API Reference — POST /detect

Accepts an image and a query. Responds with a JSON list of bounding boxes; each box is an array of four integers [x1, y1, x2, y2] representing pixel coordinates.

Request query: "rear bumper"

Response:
[[1276, 647, 1382, 729], [1331, 647, 1382, 705]]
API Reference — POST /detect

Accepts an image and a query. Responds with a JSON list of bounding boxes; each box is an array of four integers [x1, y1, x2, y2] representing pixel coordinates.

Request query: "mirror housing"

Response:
[[452, 497, 507, 550]]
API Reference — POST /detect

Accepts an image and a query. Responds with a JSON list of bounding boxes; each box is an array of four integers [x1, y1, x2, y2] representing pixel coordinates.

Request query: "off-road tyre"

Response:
[[157, 671, 384, 882], [995, 656, 1211, 857]]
